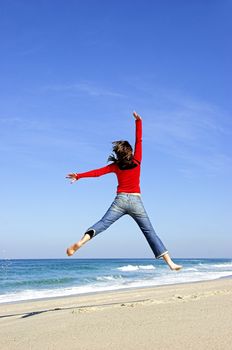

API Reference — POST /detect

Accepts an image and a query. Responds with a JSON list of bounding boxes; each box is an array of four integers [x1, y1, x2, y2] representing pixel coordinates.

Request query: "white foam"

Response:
[[117, 265, 139, 271], [96, 275, 123, 281], [0, 283, 125, 304], [117, 264, 155, 272], [139, 265, 156, 270], [198, 263, 232, 271], [212, 263, 232, 268], [1, 261, 232, 304], [1, 269, 232, 305], [184, 268, 199, 272]]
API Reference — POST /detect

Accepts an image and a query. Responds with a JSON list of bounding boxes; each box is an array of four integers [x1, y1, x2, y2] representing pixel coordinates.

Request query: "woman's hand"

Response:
[[66, 173, 78, 184], [133, 111, 142, 120]]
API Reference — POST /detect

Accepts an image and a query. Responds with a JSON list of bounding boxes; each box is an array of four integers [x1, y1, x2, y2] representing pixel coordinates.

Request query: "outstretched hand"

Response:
[[66, 173, 78, 184], [133, 111, 142, 120]]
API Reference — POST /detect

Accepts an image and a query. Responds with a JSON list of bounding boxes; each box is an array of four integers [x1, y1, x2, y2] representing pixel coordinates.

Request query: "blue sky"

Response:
[[1, 0, 231, 259]]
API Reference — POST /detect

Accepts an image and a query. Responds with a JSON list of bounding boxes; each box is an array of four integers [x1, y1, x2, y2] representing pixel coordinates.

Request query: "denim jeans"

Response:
[[85, 193, 168, 259]]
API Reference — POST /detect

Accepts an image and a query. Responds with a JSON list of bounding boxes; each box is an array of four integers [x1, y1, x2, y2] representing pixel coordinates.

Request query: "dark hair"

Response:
[[108, 140, 137, 169]]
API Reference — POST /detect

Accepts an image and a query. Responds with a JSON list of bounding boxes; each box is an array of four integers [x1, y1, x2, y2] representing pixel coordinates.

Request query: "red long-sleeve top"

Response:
[[76, 119, 142, 193]]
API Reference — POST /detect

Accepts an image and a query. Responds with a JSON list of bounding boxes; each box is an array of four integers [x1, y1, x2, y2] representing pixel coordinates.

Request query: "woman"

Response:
[[66, 112, 182, 271]]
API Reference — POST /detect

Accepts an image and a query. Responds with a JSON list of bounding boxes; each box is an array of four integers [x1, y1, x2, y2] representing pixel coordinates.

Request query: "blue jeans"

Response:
[[85, 193, 168, 259]]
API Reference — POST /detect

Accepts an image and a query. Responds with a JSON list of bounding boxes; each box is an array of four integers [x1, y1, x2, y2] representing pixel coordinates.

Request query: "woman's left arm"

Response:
[[133, 111, 142, 163]]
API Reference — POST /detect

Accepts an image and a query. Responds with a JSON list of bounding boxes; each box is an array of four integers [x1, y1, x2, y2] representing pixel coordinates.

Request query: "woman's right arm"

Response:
[[66, 163, 115, 184]]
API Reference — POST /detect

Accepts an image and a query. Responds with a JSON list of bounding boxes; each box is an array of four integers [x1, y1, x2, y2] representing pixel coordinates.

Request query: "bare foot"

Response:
[[162, 254, 183, 271], [66, 242, 82, 256], [169, 263, 183, 271]]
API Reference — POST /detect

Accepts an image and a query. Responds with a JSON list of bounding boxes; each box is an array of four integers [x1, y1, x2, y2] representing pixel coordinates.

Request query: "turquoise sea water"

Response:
[[0, 258, 232, 304]]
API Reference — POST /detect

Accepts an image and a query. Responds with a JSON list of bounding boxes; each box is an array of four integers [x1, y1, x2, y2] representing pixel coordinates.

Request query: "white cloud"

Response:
[[43, 81, 125, 98], [141, 91, 232, 176]]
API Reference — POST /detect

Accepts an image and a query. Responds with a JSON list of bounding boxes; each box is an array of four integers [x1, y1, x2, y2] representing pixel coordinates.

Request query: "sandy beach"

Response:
[[0, 278, 232, 350]]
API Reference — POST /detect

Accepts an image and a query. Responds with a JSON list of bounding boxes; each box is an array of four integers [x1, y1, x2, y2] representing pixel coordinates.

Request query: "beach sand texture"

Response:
[[0, 278, 232, 350]]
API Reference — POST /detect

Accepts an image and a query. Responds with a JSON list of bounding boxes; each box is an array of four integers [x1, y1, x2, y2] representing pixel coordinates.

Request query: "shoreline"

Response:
[[1, 276, 232, 314], [1, 273, 231, 307], [1, 278, 232, 349]]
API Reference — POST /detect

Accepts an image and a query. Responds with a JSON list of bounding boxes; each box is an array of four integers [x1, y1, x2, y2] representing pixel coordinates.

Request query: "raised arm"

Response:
[[133, 111, 142, 163]]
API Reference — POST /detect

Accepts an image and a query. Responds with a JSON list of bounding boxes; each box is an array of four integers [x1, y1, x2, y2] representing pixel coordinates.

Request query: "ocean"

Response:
[[0, 258, 232, 304]]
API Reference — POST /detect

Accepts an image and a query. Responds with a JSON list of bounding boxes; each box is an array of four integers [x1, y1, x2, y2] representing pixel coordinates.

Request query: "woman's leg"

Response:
[[129, 196, 182, 270], [67, 198, 125, 256], [66, 232, 92, 256], [132, 214, 182, 270]]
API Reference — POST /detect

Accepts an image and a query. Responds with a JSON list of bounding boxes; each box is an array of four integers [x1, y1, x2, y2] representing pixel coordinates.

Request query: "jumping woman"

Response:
[[66, 112, 182, 271]]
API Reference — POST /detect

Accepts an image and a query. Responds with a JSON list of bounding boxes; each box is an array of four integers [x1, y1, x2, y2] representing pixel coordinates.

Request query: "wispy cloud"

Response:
[[0, 116, 49, 131], [0, 115, 108, 169], [140, 90, 232, 176], [43, 81, 125, 98], [17, 45, 44, 56], [1, 83, 231, 176]]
